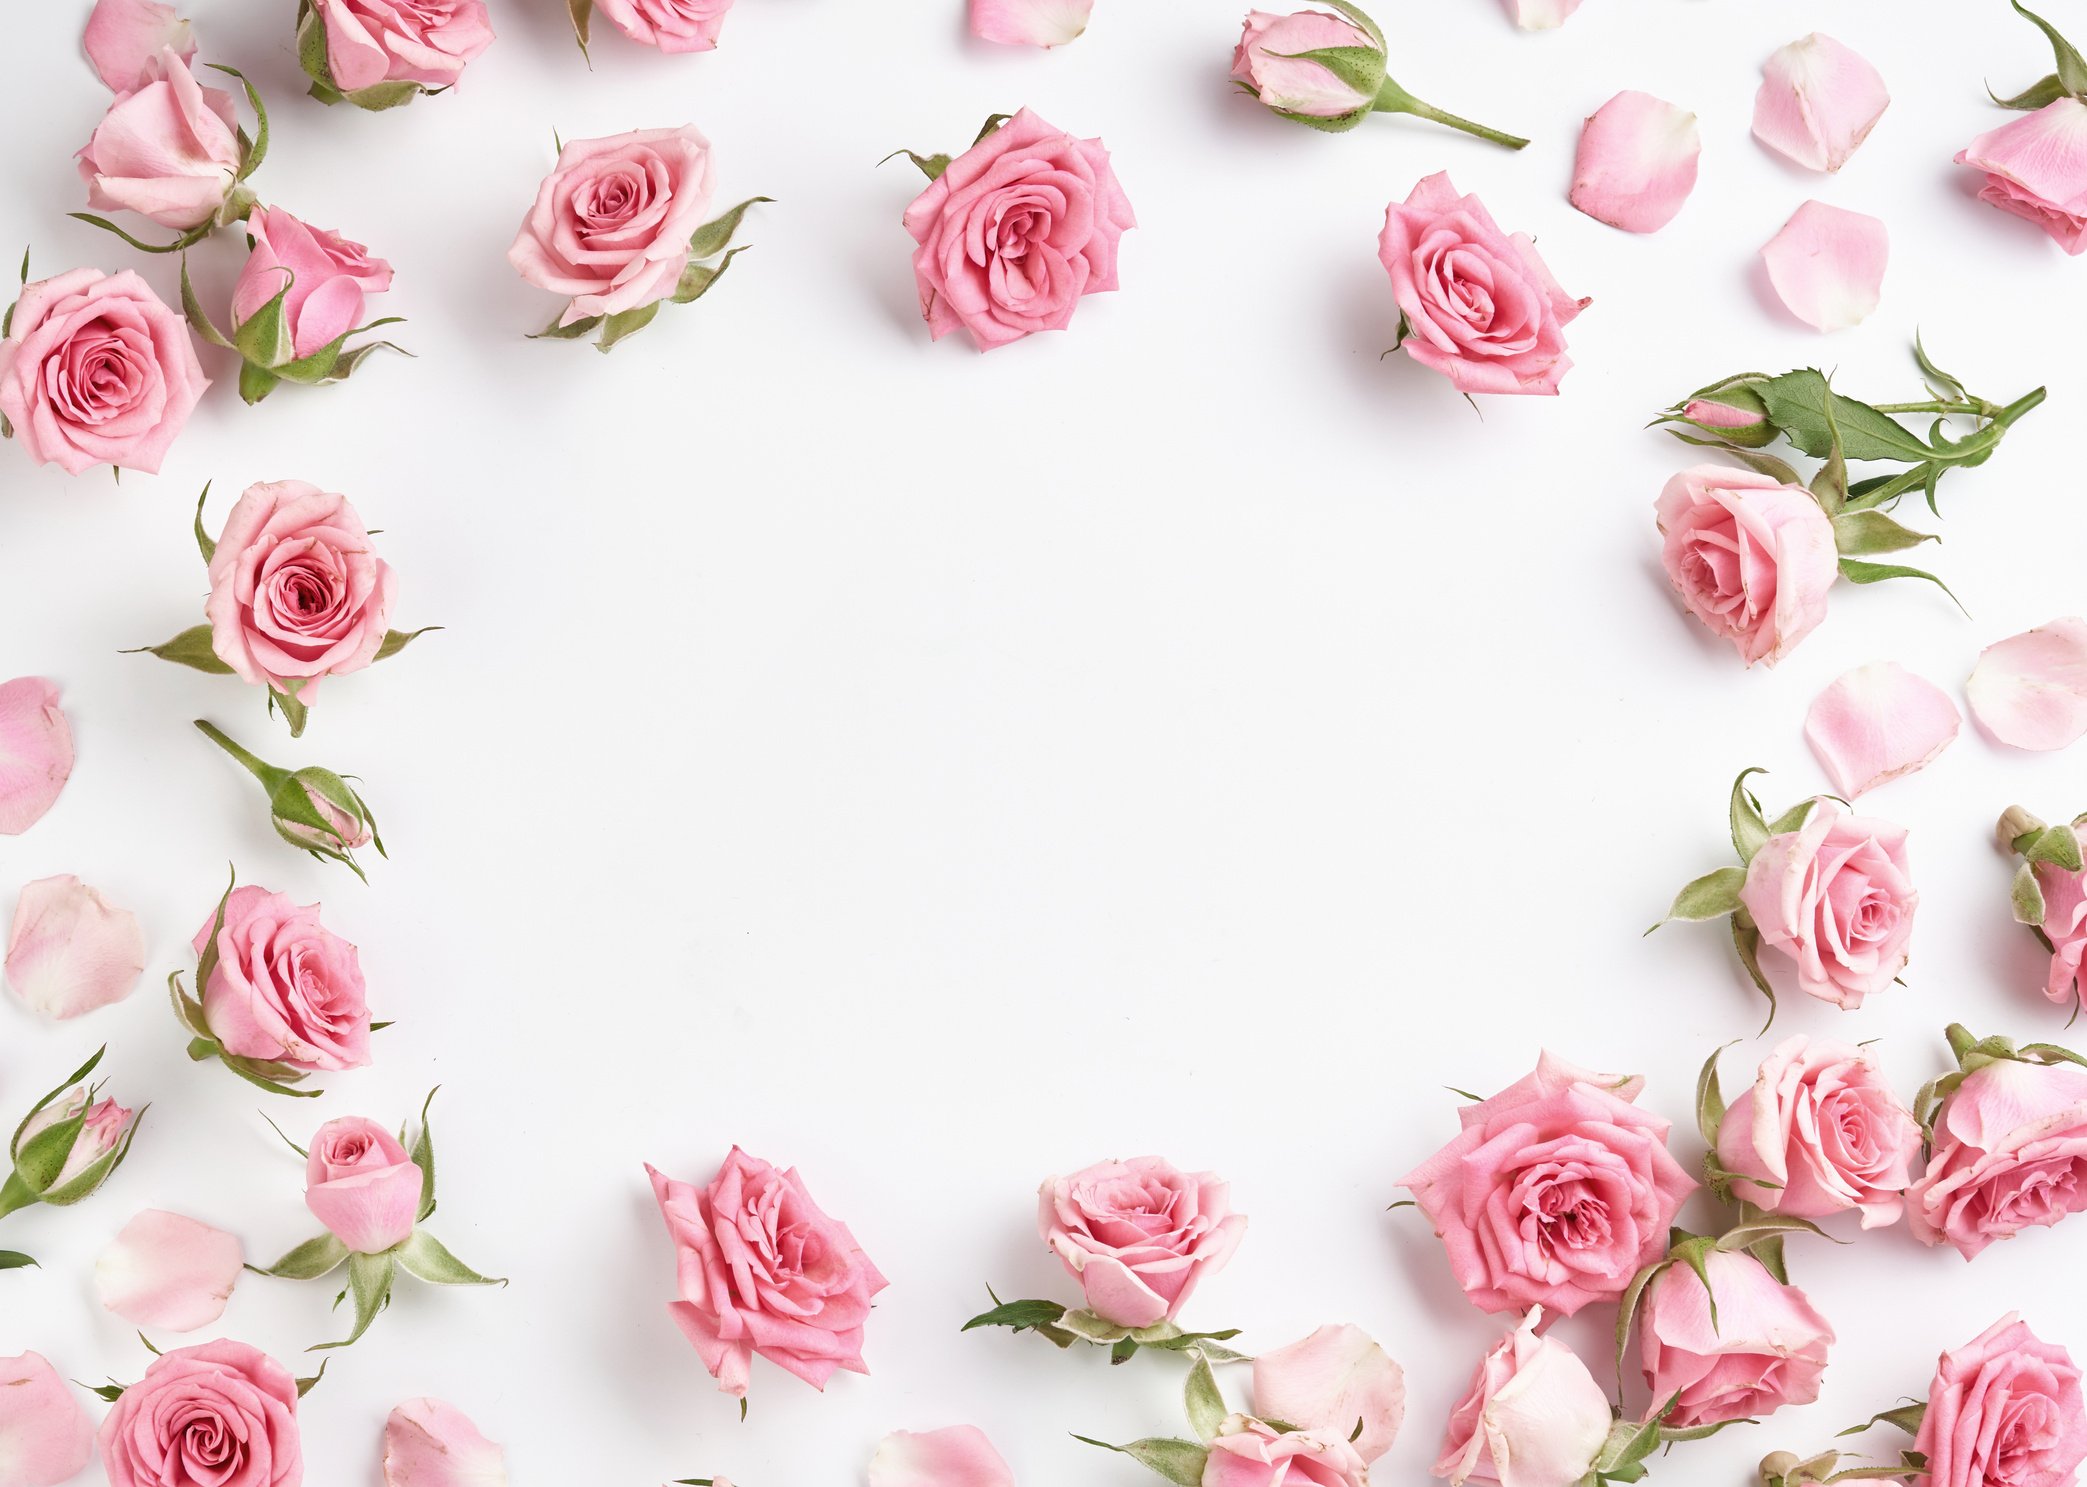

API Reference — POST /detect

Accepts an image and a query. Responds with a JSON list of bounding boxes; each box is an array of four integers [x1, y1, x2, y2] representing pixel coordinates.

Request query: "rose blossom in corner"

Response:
[[298, 0, 495, 109], [97, 1341, 302, 1487], [1206, 1415, 1368, 1487], [1039, 1155, 1246, 1329], [578, 0, 735, 54], [1997, 807, 2087, 1010], [1959, 98, 2087, 255], [1434, 1310, 1611, 1487], [1916, 1315, 2087, 1487], [1654, 464, 1838, 665]]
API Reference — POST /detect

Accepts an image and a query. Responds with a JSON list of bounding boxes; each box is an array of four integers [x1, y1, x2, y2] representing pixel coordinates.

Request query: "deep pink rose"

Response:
[[1231, 11, 1376, 120], [305, 1116, 422, 1253], [314, 0, 494, 93], [231, 207, 393, 362], [1917, 1315, 2087, 1487], [593, 0, 733, 52], [1038, 1156, 1246, 1329], [2033, 860, 2087, 1008], [1956, 99, 2087, 256], [1715, 1036, 1921, 1227], [0, 267, 206, 475], [1204, 1416, 1368, 1487], [1907, 1055, 2087, 1258], [1655, 463, 1838, 665], [78, 50, 243, 231], [1740, 798, 1916, 1009], [646, 1148, 887, 1397], [902, 107, 1137, 351], [508, 127, 716, 326], [1433, 1309, 1612, 1487], [1637, 1248, 1834, 1428], [98, 1339, 303, 1487], [204, 480, 397, 698], [1399, 1053, 1695, 1317], [1378, 172, 1587, 395], [191, 884, 371, 1072]]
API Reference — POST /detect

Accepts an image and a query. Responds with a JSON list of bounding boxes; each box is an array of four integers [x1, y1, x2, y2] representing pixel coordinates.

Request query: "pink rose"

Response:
[[1907, 1053, 2087, 1258], [306, 0, 495, 98], [1378, 172, 1587, 395], [2032, 858, 2087, 1007], [0, 1351, 95, 1487], [646, 1147, 887, 1397], [98, 1340, 302, 1487], [1399, 1053, 1694, 1317], [1956, 99, 2087, 256], [1655, 464, 1839, 665], [77, 50, 244, 231], [0, 267, 206, 475], [1433, 1310, 1612, 1487], [1204, 1416, 1368, 1487], [1637, 1248, 1834, 1428], [902, 108, 1137, 351], [1231, 11, 1377, 120], [84, 0, 197, 93], [231, 206, 393, 364], [204, 480, 397, 699], [592, 0, 733, 52], [508, 127, 717, 326], [20, 1089, 136, 1191], [1740, 798, 1916, 1009], [1038, 1156, 1246, 1329], [305, 1115, 423, 1253], [1917, 1315, 2087, 1487], [1715, 1036, 1921, 1228], [191, 884, 371, 1071]]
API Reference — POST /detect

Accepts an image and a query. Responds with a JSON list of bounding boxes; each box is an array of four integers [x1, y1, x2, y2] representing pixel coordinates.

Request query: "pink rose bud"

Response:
[[579, 0, 734, 54], [1654, 464, 1838, 666], [383, 1398, 509, 1487], [1205, 1416, 1369, 1487], [306, 1116, 425, 1254], [5, 1056, 140, 1218], [298, 0, 495, 109], [1251, 1324, 1406, 1465], [868, 1426, 1016, 1487], [84, 0, 197, 92], [97, 1341, 302, 1487], [1957, 98, 2087, 255], [1660, 376, 1778, 447], [1907, 1039, 2087, 1257], [2027, 855, 2087, 1011], [1739, 798, 1916, 1009], [185, 883, 373, 1080], [1761, 200, 1888, 333], [1570, 91, 1700, 234], [1038, 1155, 1246, 1329], [1916, 1315, 2087, 1487], [1715, 1037, 1922, 1228], [5, 873, 146, 1020], [1637, 1248, 1834, 1428], [95, 1209, 245, 1332], [1433, 1309, 1612, 1487], [1752, 33, 1890, 172], [970, 0, 1092, 47], [0, 1351, 95, 1487], [195, 720, 382, 878], [209, 206, 396, 402], [76, 49, 254, 234]]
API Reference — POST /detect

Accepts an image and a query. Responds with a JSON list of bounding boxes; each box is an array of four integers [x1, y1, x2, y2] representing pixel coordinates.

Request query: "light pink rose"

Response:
[[231, 207, 393, 362], [1399, 1053, 1694, 1317], [84, 0, 197, 92], [1907, 1055, 2087, 1258], [1752, 33, 1890, 173], [508, 127, 716, 326], [383, 1398, 507, 1487], [1570, 91, 1700, 234], [1205, 1416, 1367, 1487], [867, 1427, 1014, 1487], [0, 678, 74, 837], [204, 481, 397, 698], [1715, 1036, 1921, 1228], [971, 0, 1092, 48], [1739, 798, 1916, 1009], [593, 0, 734, 53], [1917, 1315, 2087, 1487], [77, 50, 242, 231], [0, 267, 207, 475], [23, 1089, 136, 1190], [98, 1339, 302, 1487], [2033, 859, 2087, 1008], [95, 1210, 244, 1332], [1251, 1324, 1405, 1465], [1637, 1248, 1834, 1428], [314, 0, 494, 94], [1433, 1310, 1612, 1487], [646, 1148, 887, 1397], [1957, 99, 2087, 256], [903, 108, 1136, 352], [1038, 1155, 1246, 1329], [0, 1351, 95, 1487], [5, 873, 145, 1020], [1231, 11, 1376, 120], [1654, 464, 1838, 666], [192, 884, 371, 1071], [306, 1116, 423, 1254]]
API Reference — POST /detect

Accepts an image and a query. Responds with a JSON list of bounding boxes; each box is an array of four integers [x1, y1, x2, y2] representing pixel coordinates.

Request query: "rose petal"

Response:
[[968, 0, 1091, 46], [384, 1398, 509, 1487], [1803, 662, 1961, 797], [1251, 1323, 1406, 1464], [1570, 91, 1700, 233], [0, 678, 73, 836], [1966, 617, 2087, 750], [1761, 200, 1887, 331], [868, 1427, 1017, 1487], [1507, 0, 1581, 28], [84, 0, 196, 92], [4, 874, 145, 1020], [95, 1210, 244, 1332], [0, 1351, 95, 1487], [1753, 33, 1890, 172], [1956, 99, 2087, 255]]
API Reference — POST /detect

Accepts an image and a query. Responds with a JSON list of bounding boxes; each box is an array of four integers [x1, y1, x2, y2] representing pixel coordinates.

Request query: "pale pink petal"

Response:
[[84, 0, 196, 92], [1803, 662, 1960, 797], [0, 1351, 94, 1487], [384, 1398, 509, 1487], [1753, 33, 1890, 172], [868, 1427, 1017, 1487], [1966, 617, 2087, 751], [1761, 200, 1887, 331], [0, 679, 73, 837], [969, 0, 1091, 46], [5, 874, 145, 1020], [1570, 91, 1700, 233], [1252, 1324, 1406, 1464], [1508, 0, 1581, 28], [95, 1210, 244, 1332]]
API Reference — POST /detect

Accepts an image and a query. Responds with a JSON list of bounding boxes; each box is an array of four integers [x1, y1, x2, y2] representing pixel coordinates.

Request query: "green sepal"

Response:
[[375, 626, 439, 661], [566, 0, 592, 56], [396, 1229, 505, 1286], [206, 65, 269, 183], [238, 362, 282, 404], [1732, 918, 1777, 1034], [2015, 861, 2050, 925], [267, 685, 310, 739], [529, 312, 603, 342], [40, 1104, 146, 1206], [193, 483, 217, 563], [596, 301, 661, 354], [127, 625, 235, 674], [233, 274, 296, 371], [1840, 1402, 1928, 1438], [1072, 1436, 1209, 1487], [1652, 866, 1745, 930], [685, 197, 772, 261], [886, 148, 953, 180], [1266, 44, 1386, 100], [68, 213, 214, 255], [1832, 510, 1936, 556], [0, 1251, 35, 1270], [296, 1360, 328, 1397], [408, 1088, 439, 1221], [671, 247, 746, 305], [1836, 558, 1967, 616], [296, 0, 340, 97], [260, 1232, 350, 1280], [1991, 71, 2069, 108], [11, 1046, 106, 1159], [338, 80, 436, 111], [1729, 768, 1771, 861], [1183, 1351, 1227, 1442], [1695, 1043, 1733, 1147], [312, 1250, 395, 1350], [2009, 0, 2087, 97], [2023, 823, 2085, 871]]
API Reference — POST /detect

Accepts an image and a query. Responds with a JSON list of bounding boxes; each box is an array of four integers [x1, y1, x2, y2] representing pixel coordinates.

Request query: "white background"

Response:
[[4, 0, 2087, 1481]]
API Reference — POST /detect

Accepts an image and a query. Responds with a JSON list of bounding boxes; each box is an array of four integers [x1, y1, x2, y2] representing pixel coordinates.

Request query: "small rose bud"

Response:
[[1666, 376, 1777, 446], [196, 720, 383, 879], [202, 205, 397, 404], [3, 1051, 141, 1220], [1999, 805, 2048, 851], [1759, 1453, 1801, 1483]]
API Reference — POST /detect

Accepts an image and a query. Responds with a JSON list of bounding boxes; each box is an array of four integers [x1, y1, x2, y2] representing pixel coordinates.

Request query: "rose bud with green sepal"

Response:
[[1657, 374, 1778, 448], [194, 720, 381, 879], [0, 1047, 144, 1246], [1995, 807, 2087, 1012], [294, 0, 494, 112]]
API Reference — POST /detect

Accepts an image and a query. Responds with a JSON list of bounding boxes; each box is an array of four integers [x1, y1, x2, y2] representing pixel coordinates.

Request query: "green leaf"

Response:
[[1991, 71, 2069, 107], [1266, 44, 1386, 99], [2024, 824, 2085, 872], [0, 1251, 35, 1270], [1831, 510, 1935, 557], [1695, 1044, 1731, 1147], [1183, 1352, 1226, 1442], [409, 1088, 438, 1221], [596, 301, 661, 353], [396, 1230, 505, 1286], [1758, 371, 1932, 463], [1655, 866, 1746, 928], [2016, 861, 2050, 925], [268, 686, 310, 739], [1913, 335, 1968, 403], [962, 1296, 1070, 1332], [125, 624, 235, 674], [192, 483, 216, 564], [1840, 1402, 1928, 1438], [1729, 767, 1770, 861], [375, 626, 439, 662], [529, 312, 603, 342], [1072, 1437, 1209, 1487], [565, 0, 591, 54], [882, 148, 952, 181], [313, 1251, 395, 1350], [685, 197, 772, 261], [671, 246, 748, 305], [1836, 558, 1968, 616], [205, 65, 269, 181], [1733, 920, 1777, 1034], [261, 1233, 350, 1280], [2011, 0, 2087, 95]]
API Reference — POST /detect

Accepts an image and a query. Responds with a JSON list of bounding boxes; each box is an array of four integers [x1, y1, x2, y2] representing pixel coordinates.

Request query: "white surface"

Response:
[[3, 0, 2087, 1482]]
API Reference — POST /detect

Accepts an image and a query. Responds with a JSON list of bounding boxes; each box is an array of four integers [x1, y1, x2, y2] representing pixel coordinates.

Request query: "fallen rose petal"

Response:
[[1570, 91, 1700, 233], [1761, 200, 1887, 331], [1803, 662, 1960, 797], [969, 0, 1092, 46], [5, 874, 145, 1020], [95, 1210, 244, 1332], [1507, 0, 1581, 28], [1966, 617, 2087, 750], [0, 1351, 95, 1487], [868, 1427, 1016, 1487], [384, 1398, 509, 1487], [1252, 1323, 1406, 1464], [1752, 33, 1889, 172], [84, 0, 196, 92], [0, 679, 73, 837]]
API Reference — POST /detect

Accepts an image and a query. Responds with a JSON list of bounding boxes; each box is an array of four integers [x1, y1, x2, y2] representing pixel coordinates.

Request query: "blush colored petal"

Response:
[[1570, 91, 1700, 233], [384, 1398, 509, 1487], [968, 0, 1092, 46], [1966, 617, 2087, 750], [868, 1427, 1017, 1487], [1252, 1323, 1406, 1464], [84, 0, 196, 92], [1803, 662, 1960, 797], [1753, 33, 1890, 172], [95, 1210, 244, 1332], [5, 874, 145, 1020], [1761, 200, 1887, 331], [1507, 0, 1581, 28], [0, 679, 73, 836], [0, 1351, 94, 1487]]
